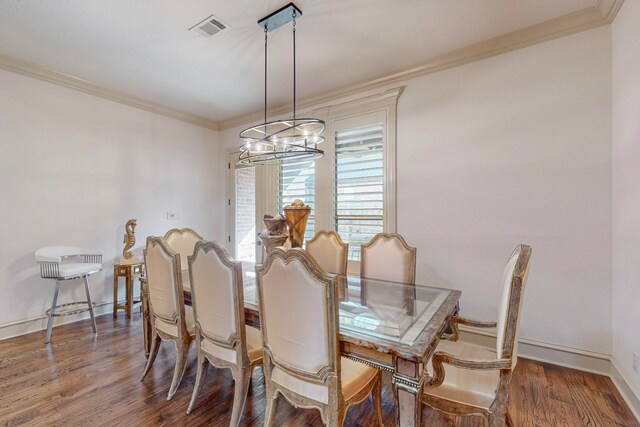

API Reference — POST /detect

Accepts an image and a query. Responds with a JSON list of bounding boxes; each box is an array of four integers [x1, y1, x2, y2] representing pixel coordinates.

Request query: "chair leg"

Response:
[[229, 368, 252, 427], [186, 352, 210, 414], [83, 276, 97, 333], [488, 413, 507, 427], [45, 280, 61, 344], [264, 390, 278, 427], [505, 411, 513, 427], [140, 332, 161, 381], [371, 371, 384, 427], [326, 406, 341, 427], [167, 341, 189, 400]]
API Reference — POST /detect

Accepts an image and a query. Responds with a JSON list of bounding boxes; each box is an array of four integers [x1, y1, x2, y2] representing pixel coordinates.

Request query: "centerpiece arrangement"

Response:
[[259, 214, 289, 253], [283, 199, 310, 248], [258, 199, 311, 253]]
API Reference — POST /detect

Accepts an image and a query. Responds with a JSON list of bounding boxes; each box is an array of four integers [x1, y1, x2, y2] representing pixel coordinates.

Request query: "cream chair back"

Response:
[[188, 240, 247, 366], [164, 228, 203, 267], [495, 244, 532, 366], [144, 236, 186, 334], [361, 233, 417, 284], [257, 248, 340, 405], [306, 231, 348, 275]]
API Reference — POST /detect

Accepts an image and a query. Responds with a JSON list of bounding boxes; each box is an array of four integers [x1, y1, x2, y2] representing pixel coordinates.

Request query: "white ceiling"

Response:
[[0, 0, 595, 123]]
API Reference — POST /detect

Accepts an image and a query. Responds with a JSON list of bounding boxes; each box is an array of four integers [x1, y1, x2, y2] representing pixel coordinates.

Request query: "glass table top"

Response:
[[238, 268, 453, 346]]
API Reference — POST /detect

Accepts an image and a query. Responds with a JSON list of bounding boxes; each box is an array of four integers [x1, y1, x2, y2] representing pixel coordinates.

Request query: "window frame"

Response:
[[268, 88, 400, 262]]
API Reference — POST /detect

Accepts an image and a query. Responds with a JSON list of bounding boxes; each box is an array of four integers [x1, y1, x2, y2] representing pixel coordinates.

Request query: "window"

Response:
[[263, 88, 399, 267], [277, 158, 315, 243], [334, 124, 384, 261]]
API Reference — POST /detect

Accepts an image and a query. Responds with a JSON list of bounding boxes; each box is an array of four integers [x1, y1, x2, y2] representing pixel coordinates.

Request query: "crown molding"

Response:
[[218, 0, 624, 131], [0, 0, 623, 133], [596, 0, 625, 22], [0, 53, 219, 131]]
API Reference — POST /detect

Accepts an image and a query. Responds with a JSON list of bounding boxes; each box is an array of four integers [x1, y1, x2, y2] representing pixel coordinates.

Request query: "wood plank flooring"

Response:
[[0, 313, 637, 426]]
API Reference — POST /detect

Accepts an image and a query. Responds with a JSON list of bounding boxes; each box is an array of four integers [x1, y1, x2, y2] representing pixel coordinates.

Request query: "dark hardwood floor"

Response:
[[0, 313, 637, 426]]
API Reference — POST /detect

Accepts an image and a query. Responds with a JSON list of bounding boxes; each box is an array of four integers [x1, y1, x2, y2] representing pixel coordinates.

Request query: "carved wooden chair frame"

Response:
[[140, 236, 194, 400], [186, 240, 263, 425], [359, 233, 417, 312], [306, 230, 349, 276], [163, 227, 204, 241], [256, 248, 383, 427], [360, 233, 417, 284], [423, 244, 532, 427]]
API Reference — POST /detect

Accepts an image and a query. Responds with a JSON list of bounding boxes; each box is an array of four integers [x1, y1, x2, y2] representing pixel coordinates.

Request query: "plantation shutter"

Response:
[[334, 123, 384, 261]]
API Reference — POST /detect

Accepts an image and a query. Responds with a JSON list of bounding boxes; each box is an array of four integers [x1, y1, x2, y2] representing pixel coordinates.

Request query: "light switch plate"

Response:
[[633, 353, 639, 374], [166, 212, 180, 220]]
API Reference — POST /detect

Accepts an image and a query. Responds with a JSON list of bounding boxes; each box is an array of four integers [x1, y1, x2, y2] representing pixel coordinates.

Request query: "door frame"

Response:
[[226, 148, 277, 263]]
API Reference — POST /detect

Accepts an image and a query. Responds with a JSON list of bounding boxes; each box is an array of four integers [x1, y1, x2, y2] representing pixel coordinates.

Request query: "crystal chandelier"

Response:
[[238, 3, 325, 165]]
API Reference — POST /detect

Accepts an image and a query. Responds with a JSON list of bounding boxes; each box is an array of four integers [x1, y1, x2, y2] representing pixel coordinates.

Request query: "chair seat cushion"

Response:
[[155, 305, 196, 338], [57, 263, 102, 279], [341, 357, 379, 402], [201, 326, 263, 365], [424, 340, 500, 409], [271, 357, 378, 405], [245, 326, 263, 363]]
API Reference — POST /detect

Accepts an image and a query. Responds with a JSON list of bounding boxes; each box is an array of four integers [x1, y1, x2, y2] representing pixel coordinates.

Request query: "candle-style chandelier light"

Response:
[[238, 3, 325, 165]]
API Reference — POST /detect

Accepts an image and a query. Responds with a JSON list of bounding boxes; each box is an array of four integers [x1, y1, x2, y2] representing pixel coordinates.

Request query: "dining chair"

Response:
[[422, 244, 532, 427], [256, 248, 384, 427], [186, 240, 263, 425], [140, 236, 195, 400], [164, 228, 203, 269], [306, 230, 349, 275], [360, 233, 416, 284], [35, 246, 102, 344]]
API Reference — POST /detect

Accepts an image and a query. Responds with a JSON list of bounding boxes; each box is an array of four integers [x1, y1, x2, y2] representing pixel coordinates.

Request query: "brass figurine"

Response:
[[122, 219, 137, 260]]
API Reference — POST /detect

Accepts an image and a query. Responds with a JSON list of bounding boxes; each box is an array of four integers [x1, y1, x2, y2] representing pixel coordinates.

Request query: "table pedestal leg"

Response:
[[393, 358, 424, 427]]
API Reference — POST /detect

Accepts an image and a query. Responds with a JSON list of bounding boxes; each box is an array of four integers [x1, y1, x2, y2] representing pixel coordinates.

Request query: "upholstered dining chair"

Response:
[[422, 244, 532, 427], [140, 236, 195, 400], [256, 248, 384, 427], [360, 233, 416, 284], [306, 230, 349, 275], [35, 246, 102, 344], [164, 228, 203, 269], [186, 240, 263, 425]]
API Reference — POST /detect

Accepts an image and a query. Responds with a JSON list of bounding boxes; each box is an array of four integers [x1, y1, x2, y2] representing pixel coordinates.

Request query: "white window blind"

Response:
[[278, 159, 315, 243], [334, 123, 384, 261]]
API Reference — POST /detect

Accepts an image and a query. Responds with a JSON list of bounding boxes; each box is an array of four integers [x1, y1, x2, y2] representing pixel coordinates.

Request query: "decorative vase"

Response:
[[262, 214, 288, 236], [283, 199, 310, 248], [259, 234, 289, 254]]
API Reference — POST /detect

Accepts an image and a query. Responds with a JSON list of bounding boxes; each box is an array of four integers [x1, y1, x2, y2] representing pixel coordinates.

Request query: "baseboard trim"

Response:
[[459, 325, 640, 422], [0, 301, 114, 341], [610, 357, 640, 420]]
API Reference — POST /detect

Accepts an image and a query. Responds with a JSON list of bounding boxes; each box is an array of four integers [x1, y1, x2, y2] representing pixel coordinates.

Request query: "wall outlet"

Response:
[[633, 353, 639, 375], [166, 211, 180, 220]]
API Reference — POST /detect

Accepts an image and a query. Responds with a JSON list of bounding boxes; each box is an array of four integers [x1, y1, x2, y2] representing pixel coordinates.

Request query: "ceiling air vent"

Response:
[[189, 15, 229, 38]]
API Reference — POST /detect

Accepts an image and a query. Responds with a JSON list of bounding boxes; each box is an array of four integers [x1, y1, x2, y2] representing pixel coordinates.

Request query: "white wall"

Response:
[[612, 0, 640, 397], [0, 68, 221, 338], [220, 26, 613, 354], [397, 26, 612, 354]]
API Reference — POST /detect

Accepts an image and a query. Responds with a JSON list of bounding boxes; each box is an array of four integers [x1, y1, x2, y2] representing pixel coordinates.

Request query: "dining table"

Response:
[[140, 264, 461, 427]]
